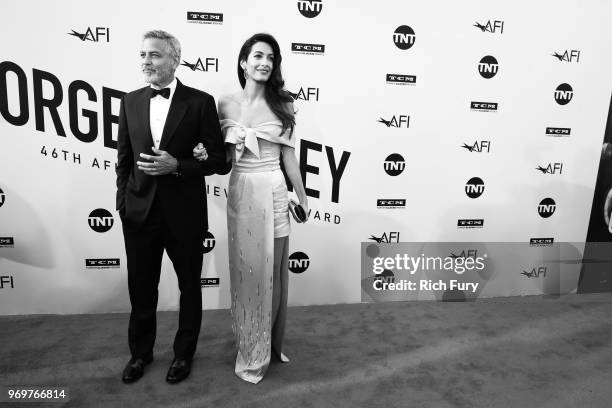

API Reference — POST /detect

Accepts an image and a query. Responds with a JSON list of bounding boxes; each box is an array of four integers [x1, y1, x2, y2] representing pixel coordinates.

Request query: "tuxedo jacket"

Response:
[[116, 79, 230, 236]]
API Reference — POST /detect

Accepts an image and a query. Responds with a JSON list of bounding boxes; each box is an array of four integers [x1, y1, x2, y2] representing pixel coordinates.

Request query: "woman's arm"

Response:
[[282, 145, 308, 215]]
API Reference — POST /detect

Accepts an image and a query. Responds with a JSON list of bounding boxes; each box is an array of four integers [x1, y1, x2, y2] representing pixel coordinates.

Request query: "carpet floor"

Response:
[[1, 293, 611, 408]]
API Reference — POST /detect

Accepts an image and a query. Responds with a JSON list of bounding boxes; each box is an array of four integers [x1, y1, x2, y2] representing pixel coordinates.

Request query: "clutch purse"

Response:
[[288, 199, 307, 223]]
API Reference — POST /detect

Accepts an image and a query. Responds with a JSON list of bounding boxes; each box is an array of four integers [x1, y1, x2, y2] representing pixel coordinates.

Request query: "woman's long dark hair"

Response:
[[237, 33, 295, 136]]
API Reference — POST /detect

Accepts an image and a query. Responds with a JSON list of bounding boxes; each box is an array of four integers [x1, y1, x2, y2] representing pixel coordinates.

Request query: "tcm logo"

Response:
[[297, 0, 322, 18], [386, 74, 416, 85], [368, 232, 400, 243], [181, 57, 218, 72], [478, 55, 499, 79], [465, 177, 485, 199], [0, 187, 5, 207], [554, 83, 573, 105], [288, 251, 310, 273], [530, 238, 554, 246], [473, 20, 504, 34], [187, 12, 224, 24], [377, 115, 409, 128], [470, 101, 498, 112], [377, 199, 406, 209], [393, 25, 416, 50], [538, 198, 556, 218], [86, 258, 120, 268], [450, 249, 478, 259], [521, 267, 547, 278], [289, 87, 319, 101], [384, 153, 405, 176], [200, 278, 220, 287], [536, 163, 563, 175], [552, 50, 580, 63], [291, 43, 325, 55], [202, 231, 216, 254], [457, 219, 484, 229], [461, 140, 490, 153], [0, 276, 14, 289], [88, 209, 114, 233], [546, 127, 571, 137], [68, 27, 110, 42], [0, 237, 15, 247]]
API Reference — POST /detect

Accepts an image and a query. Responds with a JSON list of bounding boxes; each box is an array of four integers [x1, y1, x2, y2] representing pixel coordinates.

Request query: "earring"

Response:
[[243, 69, 248, 80]]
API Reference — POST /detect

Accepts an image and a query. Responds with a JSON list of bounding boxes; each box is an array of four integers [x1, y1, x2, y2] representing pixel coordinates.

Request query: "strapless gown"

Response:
[[222, 119, 293, 384]]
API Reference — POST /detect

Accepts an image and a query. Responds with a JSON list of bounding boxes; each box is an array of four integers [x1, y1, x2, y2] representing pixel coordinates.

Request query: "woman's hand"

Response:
[[193, 143, 208, 161], [299, 199, 309, 222]]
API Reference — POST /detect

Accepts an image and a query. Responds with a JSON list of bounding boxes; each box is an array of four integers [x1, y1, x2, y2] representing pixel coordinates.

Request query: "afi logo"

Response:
[[552, 50, 580, 63], [378, 115, 409, 128], [393, 25, 416, 50], [521, 267, 547, 278], [181, 57, 218, 72], [536, 163, 563, 174], [474, 20, 504, 33], [0, 276, 14, 289], [289, 87, 319, 101], [478, 56, 499, 79], [88, 209, 114, 233], [554, 83, 573, 105], [297, 0, 322, 18], [68, 27, 110, 42], [538, 198, 556, 218], [202, 231, 216, 254], [462, 140, 490, 153], [450, 249, 478, 259], [288, 251, 310, 273], [465, 177, 485, 199], [0, 187, 5, 207], [384, 153, 405, 176], [368, 232, 400, 243]]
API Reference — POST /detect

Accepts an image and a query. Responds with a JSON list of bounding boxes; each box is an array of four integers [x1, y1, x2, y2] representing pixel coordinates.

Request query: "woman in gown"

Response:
[[194, 33, 308, 384]]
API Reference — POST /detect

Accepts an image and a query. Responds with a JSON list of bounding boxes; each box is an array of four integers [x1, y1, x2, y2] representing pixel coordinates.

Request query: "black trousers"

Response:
[[122, 196, 203, 360]]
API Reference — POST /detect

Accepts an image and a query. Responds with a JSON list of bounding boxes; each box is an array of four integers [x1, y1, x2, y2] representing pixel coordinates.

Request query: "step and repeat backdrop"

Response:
[[1, 0, 611, 314]]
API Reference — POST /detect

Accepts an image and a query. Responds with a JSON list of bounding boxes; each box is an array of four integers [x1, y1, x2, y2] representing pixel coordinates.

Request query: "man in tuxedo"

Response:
[[116, 30, 229, 384]]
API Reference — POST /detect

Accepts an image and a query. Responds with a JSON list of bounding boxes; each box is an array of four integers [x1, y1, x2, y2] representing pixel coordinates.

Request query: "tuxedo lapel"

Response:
[[159, 79, 187, 150], [136, 88, 153, 146]]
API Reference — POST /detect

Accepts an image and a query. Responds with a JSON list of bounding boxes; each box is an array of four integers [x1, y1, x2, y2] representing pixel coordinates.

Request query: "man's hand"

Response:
[[137, 147, 178, 175], [193, 143, 208, 161]]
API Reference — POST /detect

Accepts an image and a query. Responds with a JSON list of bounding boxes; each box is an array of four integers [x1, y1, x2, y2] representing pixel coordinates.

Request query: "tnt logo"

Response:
[[474, 20, 504, 33], [393, 25, 416, 50], [0, 276, 14, 289], [521, 267, 547, 278], [68, 27, 110, 42], [181, 57, 218, 72], [465, 177, 485, 199], [368, 232, 400, 243], [538, 198, 556, 218], [546, 127, 571, 136], [461, 140, 490, 153], [378, 115, 409, 128], [288, 251, 310, 273], [88, 209, 114, 233], [297, 0, 322, 18], [552, 50, 580, 63], [375, 270, 395, 286], [536, 163, 563, 175], [384, 153, 405, 176], [478, 55, 499, 79], [0, 187, 5, 207], [202, 231, 216, 254], [289, 87, 319, 101], [555, 83, 573, 105]]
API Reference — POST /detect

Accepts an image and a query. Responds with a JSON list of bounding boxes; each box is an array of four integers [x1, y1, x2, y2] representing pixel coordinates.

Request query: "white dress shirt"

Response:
[[149, 77, 177, 149]]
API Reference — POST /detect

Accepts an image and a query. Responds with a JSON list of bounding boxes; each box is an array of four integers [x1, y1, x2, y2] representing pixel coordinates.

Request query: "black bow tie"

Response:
[[150, 88, 170, 99]]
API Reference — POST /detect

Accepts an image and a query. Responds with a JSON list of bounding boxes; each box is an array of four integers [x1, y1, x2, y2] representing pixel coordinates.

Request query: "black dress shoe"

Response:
[[166, 358, 192, 384], [122, 355, 153, 384]]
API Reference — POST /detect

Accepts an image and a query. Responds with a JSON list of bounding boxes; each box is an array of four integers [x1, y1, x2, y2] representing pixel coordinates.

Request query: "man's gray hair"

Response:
[[143, 30, 181, 63]]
